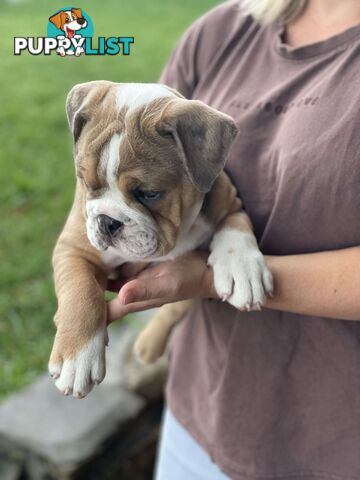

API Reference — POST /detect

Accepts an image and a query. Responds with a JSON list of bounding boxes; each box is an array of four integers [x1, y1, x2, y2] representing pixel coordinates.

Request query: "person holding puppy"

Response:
[[108, 0, 360, 478]]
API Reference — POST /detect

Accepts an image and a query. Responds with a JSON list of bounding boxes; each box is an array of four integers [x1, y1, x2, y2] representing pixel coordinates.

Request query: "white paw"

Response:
[[48, 328, 107, 399], [208, 229, 273, 311]]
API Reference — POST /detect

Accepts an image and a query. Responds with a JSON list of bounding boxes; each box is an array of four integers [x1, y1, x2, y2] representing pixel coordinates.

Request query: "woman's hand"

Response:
[[106, 251, 217, 324]]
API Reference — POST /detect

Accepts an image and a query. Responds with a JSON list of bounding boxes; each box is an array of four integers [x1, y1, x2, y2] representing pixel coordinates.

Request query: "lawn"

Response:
[[0, 0, 218, 400]]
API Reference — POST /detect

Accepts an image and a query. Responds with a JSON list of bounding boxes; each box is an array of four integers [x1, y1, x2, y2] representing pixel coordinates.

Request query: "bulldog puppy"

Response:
[[49, 81, 273, 398]]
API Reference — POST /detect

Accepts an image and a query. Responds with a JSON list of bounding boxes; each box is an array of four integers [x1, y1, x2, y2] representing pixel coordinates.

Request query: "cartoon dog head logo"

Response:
[[47, 7, 93, 56], [49, 8, 87, 39]]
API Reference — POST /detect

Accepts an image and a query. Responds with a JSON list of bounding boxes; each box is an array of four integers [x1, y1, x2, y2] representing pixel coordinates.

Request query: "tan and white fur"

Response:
[[49, 81, 273, 398]]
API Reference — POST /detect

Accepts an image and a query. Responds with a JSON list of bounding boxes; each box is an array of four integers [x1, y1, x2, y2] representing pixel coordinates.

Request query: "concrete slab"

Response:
[[0, 326, 144, 468]]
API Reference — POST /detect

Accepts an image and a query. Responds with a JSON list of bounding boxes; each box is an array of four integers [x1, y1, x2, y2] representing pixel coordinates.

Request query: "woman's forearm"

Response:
[[108, 248, 360, 323], [265, 247, 360, 320]]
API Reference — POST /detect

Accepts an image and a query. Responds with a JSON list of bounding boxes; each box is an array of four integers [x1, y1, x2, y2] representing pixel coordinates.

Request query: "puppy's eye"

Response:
[[133, 188, 162, 205], [65, 17, 70, 23]]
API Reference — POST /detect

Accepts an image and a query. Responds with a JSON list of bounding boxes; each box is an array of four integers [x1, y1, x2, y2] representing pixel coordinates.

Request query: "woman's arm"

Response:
[[107, 247, 360, 323], [265, 246, 360, 320]]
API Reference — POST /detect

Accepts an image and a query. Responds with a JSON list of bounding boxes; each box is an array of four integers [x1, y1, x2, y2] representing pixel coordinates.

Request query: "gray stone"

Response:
[[0, 376, 144, 468], [0, 460, 22, 480], [125, 353, 168, 401], [0, 325, 144, 470], [0, 319, 169, 479], [104, 317, 168, 400], [123, 310, 169, 401], [104, 324, 138, 387]]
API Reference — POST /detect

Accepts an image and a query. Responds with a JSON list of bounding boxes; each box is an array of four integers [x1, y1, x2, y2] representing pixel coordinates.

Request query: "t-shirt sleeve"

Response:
[[159, 0, 243, 99]]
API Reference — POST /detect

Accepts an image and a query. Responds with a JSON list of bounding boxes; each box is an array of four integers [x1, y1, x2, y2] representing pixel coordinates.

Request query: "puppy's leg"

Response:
[[49, 241, 108, 399], [208, 211, 273, 311], [134, 300, 192, 364]]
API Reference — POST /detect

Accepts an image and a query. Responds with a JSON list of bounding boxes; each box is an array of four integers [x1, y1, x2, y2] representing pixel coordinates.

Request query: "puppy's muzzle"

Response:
[[97, 214, 123, 237]]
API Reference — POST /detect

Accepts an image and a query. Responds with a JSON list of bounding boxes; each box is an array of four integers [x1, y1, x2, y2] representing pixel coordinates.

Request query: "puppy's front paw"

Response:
[[208, 230, 273, 311], [48, 327, 108, 399]]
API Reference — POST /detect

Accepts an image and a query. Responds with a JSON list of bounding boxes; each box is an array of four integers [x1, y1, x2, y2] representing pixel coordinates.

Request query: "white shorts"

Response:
[[155, 408, 230, 480]]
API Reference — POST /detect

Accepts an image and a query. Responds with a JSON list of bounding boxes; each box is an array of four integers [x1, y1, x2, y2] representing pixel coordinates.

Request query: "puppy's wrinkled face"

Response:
[[66, 82, 238, 260], [84, 130, 201, 259]]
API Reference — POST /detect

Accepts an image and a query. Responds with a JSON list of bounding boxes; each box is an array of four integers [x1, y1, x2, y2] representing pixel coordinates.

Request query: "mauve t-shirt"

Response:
[[160, 1, 360, 479]]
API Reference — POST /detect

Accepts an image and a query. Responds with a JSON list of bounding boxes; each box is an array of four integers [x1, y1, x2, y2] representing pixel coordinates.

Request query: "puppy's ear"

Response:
[[49, 11, 66, 30], [71, 8, 83, 19], [156, 99, 238, 193], [66, 81, 113, 143]]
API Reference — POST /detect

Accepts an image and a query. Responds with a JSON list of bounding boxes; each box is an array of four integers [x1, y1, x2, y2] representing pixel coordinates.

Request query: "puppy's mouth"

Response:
[[116, 230, 159, 258], [100, 229, 159, 258], [87, 216, 159, 258]]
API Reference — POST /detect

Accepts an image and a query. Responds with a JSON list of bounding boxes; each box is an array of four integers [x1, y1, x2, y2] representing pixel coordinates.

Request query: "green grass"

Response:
[[0, 0, 218, 400]]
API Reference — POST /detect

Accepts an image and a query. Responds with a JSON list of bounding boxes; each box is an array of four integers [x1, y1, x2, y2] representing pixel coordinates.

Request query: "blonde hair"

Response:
[[241, 0, 307, 23]]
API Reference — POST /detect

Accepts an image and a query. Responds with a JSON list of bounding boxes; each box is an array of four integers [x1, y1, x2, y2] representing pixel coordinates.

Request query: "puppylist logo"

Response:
[[14, 7, 134, 57]]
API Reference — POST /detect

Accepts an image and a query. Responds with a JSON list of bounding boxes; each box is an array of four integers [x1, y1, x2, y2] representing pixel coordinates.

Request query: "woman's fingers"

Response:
[[119, 273, 179, 304], [106, 263, 181, 323], [105, 252, 216, 324]]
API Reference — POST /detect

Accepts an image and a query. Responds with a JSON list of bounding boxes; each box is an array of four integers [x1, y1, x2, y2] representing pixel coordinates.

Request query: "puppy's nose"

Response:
[[77, 17, 86, 25], [97, 214, 123, 236]]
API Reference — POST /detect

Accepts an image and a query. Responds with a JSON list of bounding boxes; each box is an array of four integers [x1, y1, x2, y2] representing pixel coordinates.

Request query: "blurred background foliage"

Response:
[[0, 0, 218, 399]]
